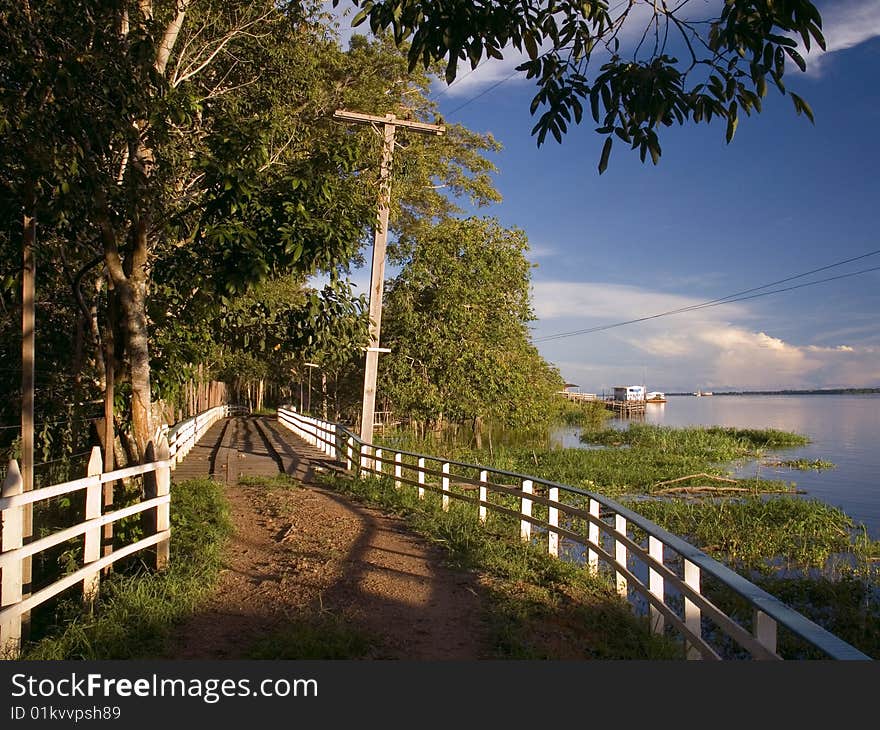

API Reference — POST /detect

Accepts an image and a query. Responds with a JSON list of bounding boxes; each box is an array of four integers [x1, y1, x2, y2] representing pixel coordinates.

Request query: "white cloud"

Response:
[[531, 279, 879, 390], [801, 1, 880, 74], [532, 281, 747, 322]]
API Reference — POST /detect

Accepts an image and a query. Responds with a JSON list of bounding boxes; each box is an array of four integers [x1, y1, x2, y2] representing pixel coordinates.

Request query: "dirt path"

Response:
[[169, 477, 487, 659]]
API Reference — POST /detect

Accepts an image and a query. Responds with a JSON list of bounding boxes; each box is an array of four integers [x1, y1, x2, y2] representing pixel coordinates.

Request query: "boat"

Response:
[[646, 391, 666, 403]]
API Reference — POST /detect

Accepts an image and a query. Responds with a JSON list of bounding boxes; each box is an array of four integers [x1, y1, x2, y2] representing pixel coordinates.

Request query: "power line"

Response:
[[440, 0, 633, 117], [445, 66, 525, 118], [534, 254, 880, 343], [430, 57, 493, 101]]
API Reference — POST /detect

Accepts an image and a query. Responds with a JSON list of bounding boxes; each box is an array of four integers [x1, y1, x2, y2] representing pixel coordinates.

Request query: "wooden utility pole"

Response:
[[21, 210, 36, 634], [333, 110, 444, 447]]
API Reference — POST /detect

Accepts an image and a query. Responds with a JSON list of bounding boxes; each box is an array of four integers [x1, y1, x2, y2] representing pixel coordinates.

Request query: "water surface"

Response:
[[553, 394, 880, 539]]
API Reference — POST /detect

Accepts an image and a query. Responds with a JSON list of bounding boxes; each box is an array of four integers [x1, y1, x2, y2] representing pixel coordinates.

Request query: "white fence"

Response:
[[0, 404, 246, 658], [276, 406, 870, 661]]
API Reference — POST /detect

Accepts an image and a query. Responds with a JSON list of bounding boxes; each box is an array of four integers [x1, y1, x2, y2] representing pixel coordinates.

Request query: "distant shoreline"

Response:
[[666, 388, 880, 396]]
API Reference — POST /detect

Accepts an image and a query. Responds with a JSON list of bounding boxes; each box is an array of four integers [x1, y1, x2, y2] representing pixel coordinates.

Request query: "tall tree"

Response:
[[380, 217, 563, 434]]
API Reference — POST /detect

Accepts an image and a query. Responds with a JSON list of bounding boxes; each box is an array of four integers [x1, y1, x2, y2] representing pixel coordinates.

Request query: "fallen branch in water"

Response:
[[653, 485, 802, 495], [652, 473, 739, 489]]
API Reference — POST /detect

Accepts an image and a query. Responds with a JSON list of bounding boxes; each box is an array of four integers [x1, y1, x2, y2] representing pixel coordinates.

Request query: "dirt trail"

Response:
[[170, 477, 487, 659]]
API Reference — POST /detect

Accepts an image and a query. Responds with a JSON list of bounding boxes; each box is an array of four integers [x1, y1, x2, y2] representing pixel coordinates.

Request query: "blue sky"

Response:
[[329, 1, 880, 392]]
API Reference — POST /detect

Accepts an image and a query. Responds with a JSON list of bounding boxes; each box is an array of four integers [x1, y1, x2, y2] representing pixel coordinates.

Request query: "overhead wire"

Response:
[[534, 250, 880, 343]]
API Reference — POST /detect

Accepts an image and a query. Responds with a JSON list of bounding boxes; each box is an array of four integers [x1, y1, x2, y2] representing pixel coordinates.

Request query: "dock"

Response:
[[602, 399, 647, 415]]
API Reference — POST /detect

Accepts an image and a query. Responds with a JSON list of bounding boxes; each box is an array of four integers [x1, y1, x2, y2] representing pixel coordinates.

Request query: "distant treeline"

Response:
[[667, 388, 880, 396]]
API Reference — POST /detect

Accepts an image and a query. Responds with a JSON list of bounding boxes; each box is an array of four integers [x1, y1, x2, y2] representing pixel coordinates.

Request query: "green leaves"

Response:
[[380, 218, 562, 428], [344, 0, 823, 170], [598, 136, 612, 174]]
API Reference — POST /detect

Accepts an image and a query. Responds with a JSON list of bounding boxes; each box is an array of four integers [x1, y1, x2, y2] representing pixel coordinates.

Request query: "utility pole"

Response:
[[333, 110, 444, 447], [20, 209, 36, 636]]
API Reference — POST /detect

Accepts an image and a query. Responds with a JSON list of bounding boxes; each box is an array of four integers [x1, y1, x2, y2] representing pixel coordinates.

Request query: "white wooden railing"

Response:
[[0, 404, 247, 658], [164, 404, 249, 466], [276, 406, 871, 661]]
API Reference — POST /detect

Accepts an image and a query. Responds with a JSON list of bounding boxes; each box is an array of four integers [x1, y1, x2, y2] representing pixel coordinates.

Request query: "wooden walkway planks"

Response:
[[172, 415, 342, 485]]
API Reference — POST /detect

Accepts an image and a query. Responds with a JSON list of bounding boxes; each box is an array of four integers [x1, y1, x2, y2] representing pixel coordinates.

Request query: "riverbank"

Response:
[[377, 422, 880, 657]]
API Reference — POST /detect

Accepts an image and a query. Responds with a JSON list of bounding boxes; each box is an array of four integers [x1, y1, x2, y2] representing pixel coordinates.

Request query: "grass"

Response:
[[552, 399, 610, 429], [624, 496, 859, 572], [20, 478, 231, 660], [317, 471, 682, 659], [765, 458, 836, 470], [375, 421, 879, 658]]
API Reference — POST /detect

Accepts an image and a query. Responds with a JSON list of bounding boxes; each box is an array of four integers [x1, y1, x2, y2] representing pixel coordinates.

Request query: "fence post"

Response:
[[417, 457, 425, 499], [753, 610, 778, 657], [587, 499, 600, 574], [394, 453, 402, 490], [478, 470, 488, 525], [615, 514, 628, 597], [1, 460, 24, 657], [520, 479, 533, 542], [683, 559, 702, 659], [648, 536, 665, 635], [441, 462, 450, 511], [143, 438, 172, 570], [83, 447, 103, 604], [346, 437, 353, 471], [548, 486, 559, 558], [375, 449, 383, 477]]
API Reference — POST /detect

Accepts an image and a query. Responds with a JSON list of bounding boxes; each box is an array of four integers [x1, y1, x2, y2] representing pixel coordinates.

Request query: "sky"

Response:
[[327, 0, 880, 393]]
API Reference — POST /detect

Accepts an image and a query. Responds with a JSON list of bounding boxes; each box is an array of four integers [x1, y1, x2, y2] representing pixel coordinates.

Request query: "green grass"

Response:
[[20, 478, 231, 660], [374, 422, 879, 658], [317, 472, 681, 659], [552, 399, 611, 428], [765, 458, 836, 470], [624, 496, 860, 571]]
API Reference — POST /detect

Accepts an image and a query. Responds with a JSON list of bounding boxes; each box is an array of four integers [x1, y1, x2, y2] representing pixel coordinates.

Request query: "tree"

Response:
[[1, 2, 505, 459], [380, 217, 563, 437], [344, 0, 825, 171]]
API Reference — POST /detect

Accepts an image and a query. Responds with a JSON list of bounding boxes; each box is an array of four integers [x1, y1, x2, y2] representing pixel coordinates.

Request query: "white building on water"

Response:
[[613, 385, 646, 402]]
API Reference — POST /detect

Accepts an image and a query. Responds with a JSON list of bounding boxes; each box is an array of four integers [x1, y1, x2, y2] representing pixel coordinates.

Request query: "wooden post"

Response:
[[587, 499, 600, 574], [394, 452, 402, 490], [333, 110, 444, 449], [520, 479, 533, 542], [615, 514, 628, 597], [102, 350, 115, 563], [441, 462, 450, 512], [375, 448, 383, 477], [648, 536, 665, 635], [20, 219, 35, 634], [683, 559, 702, 659], [548, 486, 559, 558], [83, 447, 103, 604], [478, 470, 488, 525], [417, 457, 425, 499], [1, 461, 24, 657], [753, 609, 778, 657], [143, 438, 171, 570]]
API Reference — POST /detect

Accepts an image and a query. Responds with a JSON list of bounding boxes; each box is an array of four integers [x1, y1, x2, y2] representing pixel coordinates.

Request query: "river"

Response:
[[551, 394, 880, 539]]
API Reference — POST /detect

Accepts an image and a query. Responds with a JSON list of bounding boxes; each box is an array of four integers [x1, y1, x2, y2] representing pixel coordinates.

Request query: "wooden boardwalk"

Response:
[[172, 415, 342, 484]]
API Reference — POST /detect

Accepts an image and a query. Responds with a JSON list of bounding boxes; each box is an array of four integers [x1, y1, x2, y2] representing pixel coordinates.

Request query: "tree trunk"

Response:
[[473, 416, 483, 450], [116, 272, 152, 460]]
